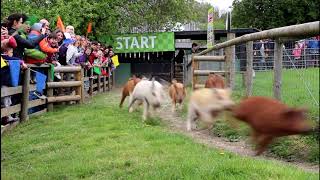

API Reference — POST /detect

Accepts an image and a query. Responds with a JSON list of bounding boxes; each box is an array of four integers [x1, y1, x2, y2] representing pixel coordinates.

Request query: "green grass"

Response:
[[234, 68, 319, 118], [2, 92, 319, 179], [192, 68, 319, 163]]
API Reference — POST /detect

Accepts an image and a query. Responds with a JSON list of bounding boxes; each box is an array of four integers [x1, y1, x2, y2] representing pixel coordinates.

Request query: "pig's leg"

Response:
[[142, 98, 150, 121], [171, 100, 176, 113], [255, 135, 274, 156], [128, 97, 137, 113], [187, 104, 198, 131], [199, 112, 214, 130], [251, 130, 259, 144]]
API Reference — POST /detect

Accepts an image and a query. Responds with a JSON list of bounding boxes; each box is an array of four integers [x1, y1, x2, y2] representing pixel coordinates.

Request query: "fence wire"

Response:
[[233, 38, 319, 120]]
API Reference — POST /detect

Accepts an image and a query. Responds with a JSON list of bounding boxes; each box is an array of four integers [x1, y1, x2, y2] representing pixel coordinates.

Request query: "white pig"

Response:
[[186, 88, 235, 131], [128, 78, 165, 121]]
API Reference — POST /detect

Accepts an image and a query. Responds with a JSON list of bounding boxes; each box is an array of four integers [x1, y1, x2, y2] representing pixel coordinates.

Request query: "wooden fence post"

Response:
[[89, 68, 93, 96], [20, 68, 30, 121], [274, 39, 283, 100], [107, 67, 111, 90], [225, 33, 236, 89], [246, 41, 253, 97], [75, 69, 83, 104], [47, 67, 53, 111], [81, 69, 85, 102], [97, 75, 101, 93], [112, 69, 115, 89], [191, 55, 197, 90], [102, 68, 106, 92]]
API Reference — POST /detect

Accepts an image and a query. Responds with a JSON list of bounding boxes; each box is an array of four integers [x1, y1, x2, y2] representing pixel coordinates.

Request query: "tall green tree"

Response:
[[1, 0, 201, 39], [232, 0, 320, 30]]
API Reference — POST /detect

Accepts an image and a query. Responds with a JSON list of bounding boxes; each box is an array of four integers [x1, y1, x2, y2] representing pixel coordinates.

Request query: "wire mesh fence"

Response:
[[233, 37, 319, 120], [193, 37, 319, 121]]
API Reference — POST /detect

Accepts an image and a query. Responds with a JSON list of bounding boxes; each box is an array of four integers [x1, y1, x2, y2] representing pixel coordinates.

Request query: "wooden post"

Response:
[[108, 67, 111, 90], [171, 55, 174, 81], [191, 55, 196, 90], [20, 68, 30, 121], [102, 68, 106, 92], [97, 75, 101, 93], [47, 66, 53, 111], [112, 69, 115, 89], [246, 41, 253, 97], [75, 69, 83, 104], [225, 33, 236, 89], [80, 69, 84, 103], [89, 68, 93, 96], [274, 39, 283, 100]]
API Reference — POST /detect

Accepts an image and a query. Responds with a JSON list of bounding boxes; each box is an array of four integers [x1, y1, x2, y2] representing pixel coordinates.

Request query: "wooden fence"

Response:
[[1, 65, 114, 135], [192, 21, 319, 99]]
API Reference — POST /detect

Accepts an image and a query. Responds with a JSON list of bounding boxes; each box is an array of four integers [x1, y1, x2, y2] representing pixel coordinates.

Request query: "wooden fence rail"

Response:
[[1, 65, 114, 135]]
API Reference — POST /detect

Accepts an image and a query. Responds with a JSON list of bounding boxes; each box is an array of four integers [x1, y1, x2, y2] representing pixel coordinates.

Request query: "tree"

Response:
[[1, 0, 200, 39], [232, 0, 320, 30]]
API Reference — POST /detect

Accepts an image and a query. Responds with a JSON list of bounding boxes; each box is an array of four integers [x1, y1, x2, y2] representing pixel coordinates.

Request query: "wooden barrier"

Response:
[[192, 55, 227, 90], [1, 64, 113, 135]]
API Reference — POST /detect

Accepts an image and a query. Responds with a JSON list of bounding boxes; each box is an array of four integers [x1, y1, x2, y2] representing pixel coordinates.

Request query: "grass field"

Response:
[[233, 68, 319, 119], [1, 92, 319, 179], [188, 68, 319, 163]]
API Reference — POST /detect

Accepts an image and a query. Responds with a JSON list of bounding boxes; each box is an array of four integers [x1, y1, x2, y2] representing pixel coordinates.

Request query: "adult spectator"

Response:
[[6, 13, 45, 59], [52, 29, 64, 46], [39, 19, 50, 35]]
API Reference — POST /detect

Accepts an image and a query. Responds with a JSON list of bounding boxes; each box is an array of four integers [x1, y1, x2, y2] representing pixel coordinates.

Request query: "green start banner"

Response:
[[112, 32, 175, 53]]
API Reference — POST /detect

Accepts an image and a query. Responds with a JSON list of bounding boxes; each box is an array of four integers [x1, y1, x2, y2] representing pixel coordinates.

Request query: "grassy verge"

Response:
[[1, 92, 318, 179]]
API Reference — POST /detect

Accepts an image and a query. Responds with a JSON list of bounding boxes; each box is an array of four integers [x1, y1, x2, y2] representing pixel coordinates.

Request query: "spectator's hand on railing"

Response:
[[21, 62, 28, 70]]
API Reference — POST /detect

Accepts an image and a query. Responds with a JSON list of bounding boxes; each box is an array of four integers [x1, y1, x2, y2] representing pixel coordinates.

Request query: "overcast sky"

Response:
[[196, 0, 234, 12]]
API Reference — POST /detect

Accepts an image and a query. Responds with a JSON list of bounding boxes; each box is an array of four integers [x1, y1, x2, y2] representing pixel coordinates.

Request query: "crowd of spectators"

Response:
[[1, 13, 116, 125]]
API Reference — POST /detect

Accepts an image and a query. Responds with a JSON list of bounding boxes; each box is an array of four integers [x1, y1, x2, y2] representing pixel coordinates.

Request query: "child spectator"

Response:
[[39, 32, 62, 80], [66, 39, 83, 66], [293, 43, 302, 60], [28, 23, 43, 44]]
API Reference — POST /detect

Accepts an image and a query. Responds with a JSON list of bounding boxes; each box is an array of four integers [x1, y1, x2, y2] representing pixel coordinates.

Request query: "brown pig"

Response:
[[119, 75, 141, 108], [169, 79, 186, 112], [231, 96, 314, 155], [205, 73, 225, 89]]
